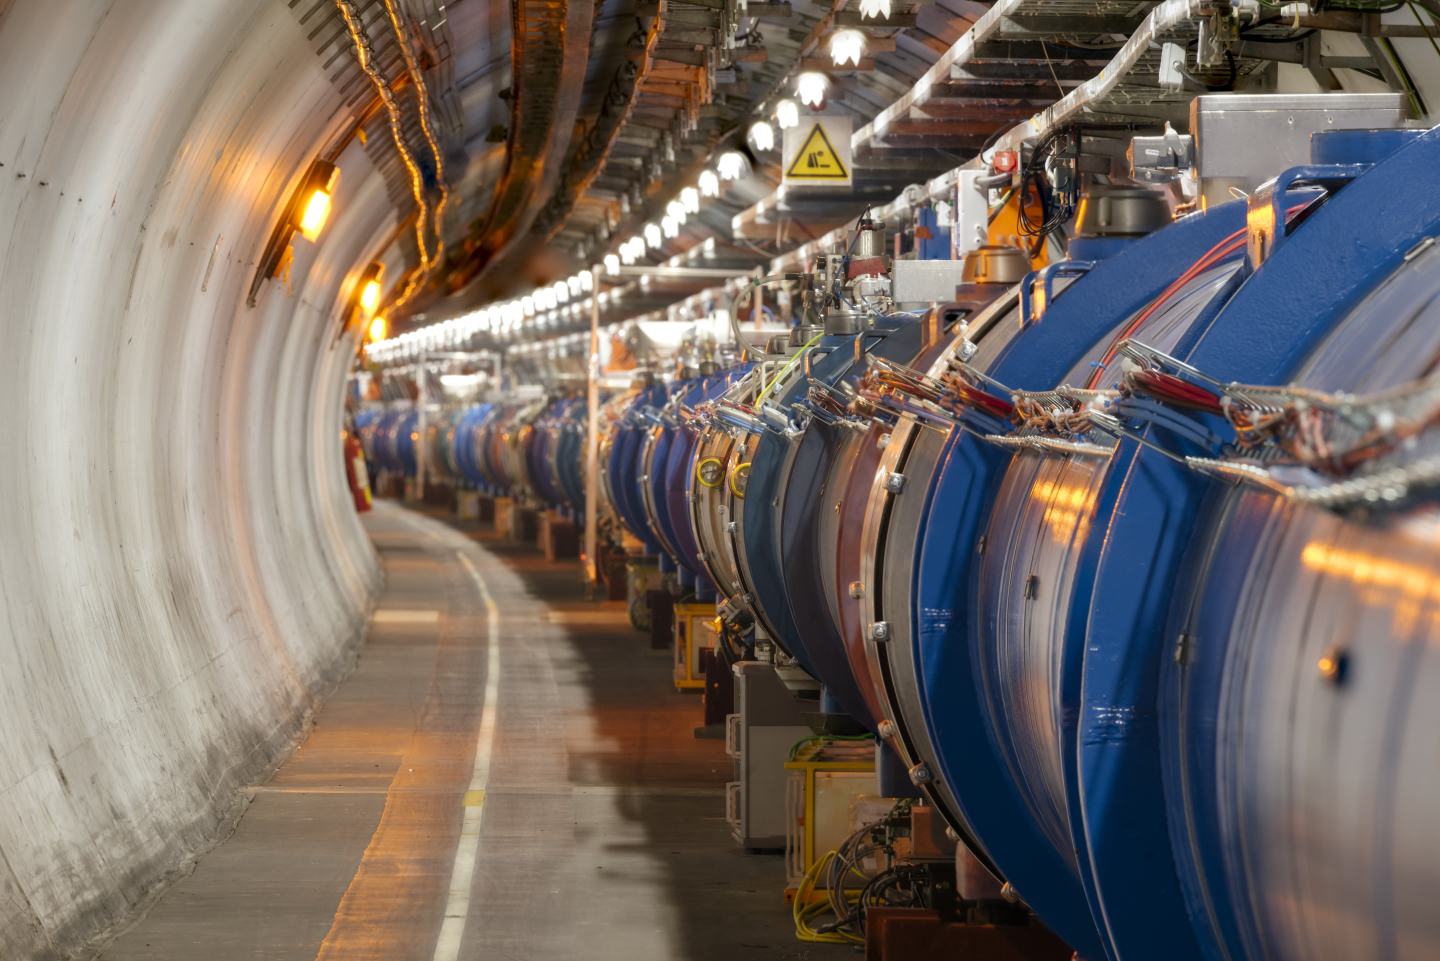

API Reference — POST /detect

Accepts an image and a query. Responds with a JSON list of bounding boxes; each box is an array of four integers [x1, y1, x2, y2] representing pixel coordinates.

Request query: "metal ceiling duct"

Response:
[[444, 0, 595, 294]]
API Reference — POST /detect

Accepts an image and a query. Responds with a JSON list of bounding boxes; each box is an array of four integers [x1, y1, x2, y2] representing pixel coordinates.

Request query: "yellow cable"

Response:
[[792, 849, 865, 945]]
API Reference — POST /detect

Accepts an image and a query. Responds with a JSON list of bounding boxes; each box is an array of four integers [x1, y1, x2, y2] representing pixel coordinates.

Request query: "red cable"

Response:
[[1128, 369, 1224, 415], [1083, 203, 1312, 390], [1084, 228, 1245, 388]]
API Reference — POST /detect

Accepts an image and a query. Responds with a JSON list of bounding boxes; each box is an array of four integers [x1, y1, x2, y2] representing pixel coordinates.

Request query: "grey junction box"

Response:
[[1190, 92, 1407, 205], [725, 662, 815, 850]]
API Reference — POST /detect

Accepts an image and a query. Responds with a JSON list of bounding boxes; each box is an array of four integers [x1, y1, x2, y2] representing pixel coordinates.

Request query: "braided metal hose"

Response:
[[380, 0, 450, 266], [335, 0, 433, 289]]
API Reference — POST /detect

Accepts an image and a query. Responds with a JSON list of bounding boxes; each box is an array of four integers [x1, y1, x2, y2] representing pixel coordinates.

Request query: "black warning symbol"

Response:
[[784, 123, 850, 181]]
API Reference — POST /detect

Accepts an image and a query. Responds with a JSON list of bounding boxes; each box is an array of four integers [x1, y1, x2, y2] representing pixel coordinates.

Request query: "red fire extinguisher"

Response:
[[344, 430, 373, 512]]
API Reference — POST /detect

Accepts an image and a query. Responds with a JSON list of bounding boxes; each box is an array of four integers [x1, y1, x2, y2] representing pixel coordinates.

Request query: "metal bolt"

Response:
[[849, 581, 866, 599], [908, 762, 931, 785], [1024, 574, 1038, 599], [1001, 882, 1022, 904], [877, 433, 890, 451], [1174, 633, 1192, 666], [726, 522, 737, 533], [878, 719, 897, 738], [870, 621, 890, 642], [945, 826, 960, 842], [884, 472, 906, 493]]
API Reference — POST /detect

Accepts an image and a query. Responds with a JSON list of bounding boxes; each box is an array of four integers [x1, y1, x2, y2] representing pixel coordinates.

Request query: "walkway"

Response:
[[99, 501, 847, 960]]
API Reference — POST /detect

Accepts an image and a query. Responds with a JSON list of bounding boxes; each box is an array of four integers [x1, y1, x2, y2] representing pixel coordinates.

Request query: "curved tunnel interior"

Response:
[[6, 0, 1440, 958]]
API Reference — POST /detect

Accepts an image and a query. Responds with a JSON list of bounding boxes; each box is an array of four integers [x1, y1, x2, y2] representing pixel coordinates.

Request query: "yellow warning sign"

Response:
[[784, 121, 851, 183]]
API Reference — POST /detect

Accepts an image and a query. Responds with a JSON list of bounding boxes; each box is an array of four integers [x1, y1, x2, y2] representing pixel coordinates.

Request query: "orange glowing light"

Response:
[[299, 189, 332, 241], [368, 316, 388, 342], [360, 280, 381, 316]]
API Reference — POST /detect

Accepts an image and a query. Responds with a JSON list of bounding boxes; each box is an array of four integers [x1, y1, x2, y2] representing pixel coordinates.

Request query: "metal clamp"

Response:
[[870, 621, 890, 642], [1247, 164, 1368, 268], [1020, 261, 1094, 327]]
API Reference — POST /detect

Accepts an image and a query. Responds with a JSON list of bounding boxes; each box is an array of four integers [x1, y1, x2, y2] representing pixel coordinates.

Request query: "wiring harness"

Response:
[[793, 798, 951, 945]]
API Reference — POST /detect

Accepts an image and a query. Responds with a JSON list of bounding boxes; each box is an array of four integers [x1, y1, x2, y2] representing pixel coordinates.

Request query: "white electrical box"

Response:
[[952, 168, 990, 261]]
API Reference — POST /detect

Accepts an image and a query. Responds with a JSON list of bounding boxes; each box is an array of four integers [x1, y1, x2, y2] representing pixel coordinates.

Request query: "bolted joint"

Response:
[[877, 719, 898, 738], [870, 621, 890, 642], [725, 521, 737, 533], [849, 581, 866, 599], [884, 472, 906, 493], [908, 762, 931, 785]]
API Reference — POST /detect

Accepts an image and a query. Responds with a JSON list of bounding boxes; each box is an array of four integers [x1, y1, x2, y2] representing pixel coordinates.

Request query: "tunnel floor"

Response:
[[98, 500, 853, 961]]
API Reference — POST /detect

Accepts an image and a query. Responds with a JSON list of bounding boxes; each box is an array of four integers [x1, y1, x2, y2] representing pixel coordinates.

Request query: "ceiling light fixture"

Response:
[[797, 71, 828, 107], [680, 187, 700, 213], [858, 0, 891, 19], [644, 223, 663, 248], [718, 151, 748, 181], [830, 29, 867, 67], [699, 170, 721, 197], [776, 99, 800, 129], [749, 121, 775, 152]]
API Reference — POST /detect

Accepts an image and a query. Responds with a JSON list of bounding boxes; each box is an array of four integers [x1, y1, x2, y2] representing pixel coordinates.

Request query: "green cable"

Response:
[[1408, 0, 1440, 63], [787, 732, 875, 761], [755, 332, 823, 409]]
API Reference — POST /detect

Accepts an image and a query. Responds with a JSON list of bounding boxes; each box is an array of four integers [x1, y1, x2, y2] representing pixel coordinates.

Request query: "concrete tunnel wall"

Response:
[[0, 2, 391, 956]]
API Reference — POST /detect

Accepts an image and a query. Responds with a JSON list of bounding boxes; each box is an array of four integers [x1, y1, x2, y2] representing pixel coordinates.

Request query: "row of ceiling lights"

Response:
[[364, 269, 603, 362], [361, 11, 892, 360]]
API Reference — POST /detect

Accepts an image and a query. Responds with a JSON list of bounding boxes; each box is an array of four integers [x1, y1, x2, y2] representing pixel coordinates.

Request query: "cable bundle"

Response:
[[792, 799, 922, 945]]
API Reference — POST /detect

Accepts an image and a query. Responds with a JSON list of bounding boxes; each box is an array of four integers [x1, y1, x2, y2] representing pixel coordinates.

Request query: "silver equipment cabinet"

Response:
[[724, 662, 815, 851]]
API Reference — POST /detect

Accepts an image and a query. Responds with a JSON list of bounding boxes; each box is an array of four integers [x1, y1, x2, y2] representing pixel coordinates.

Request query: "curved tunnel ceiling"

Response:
[[272, 0, 1011, 333]]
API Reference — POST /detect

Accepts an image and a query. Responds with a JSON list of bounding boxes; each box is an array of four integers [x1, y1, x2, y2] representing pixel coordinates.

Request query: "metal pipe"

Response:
[[584, 271, 602, 589], [416, 350, 427, 501]]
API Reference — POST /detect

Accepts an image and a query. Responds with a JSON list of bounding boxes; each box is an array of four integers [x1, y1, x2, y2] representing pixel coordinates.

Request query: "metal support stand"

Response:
[[584, 267, 602, 588], [415, 350, 426, 501]]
